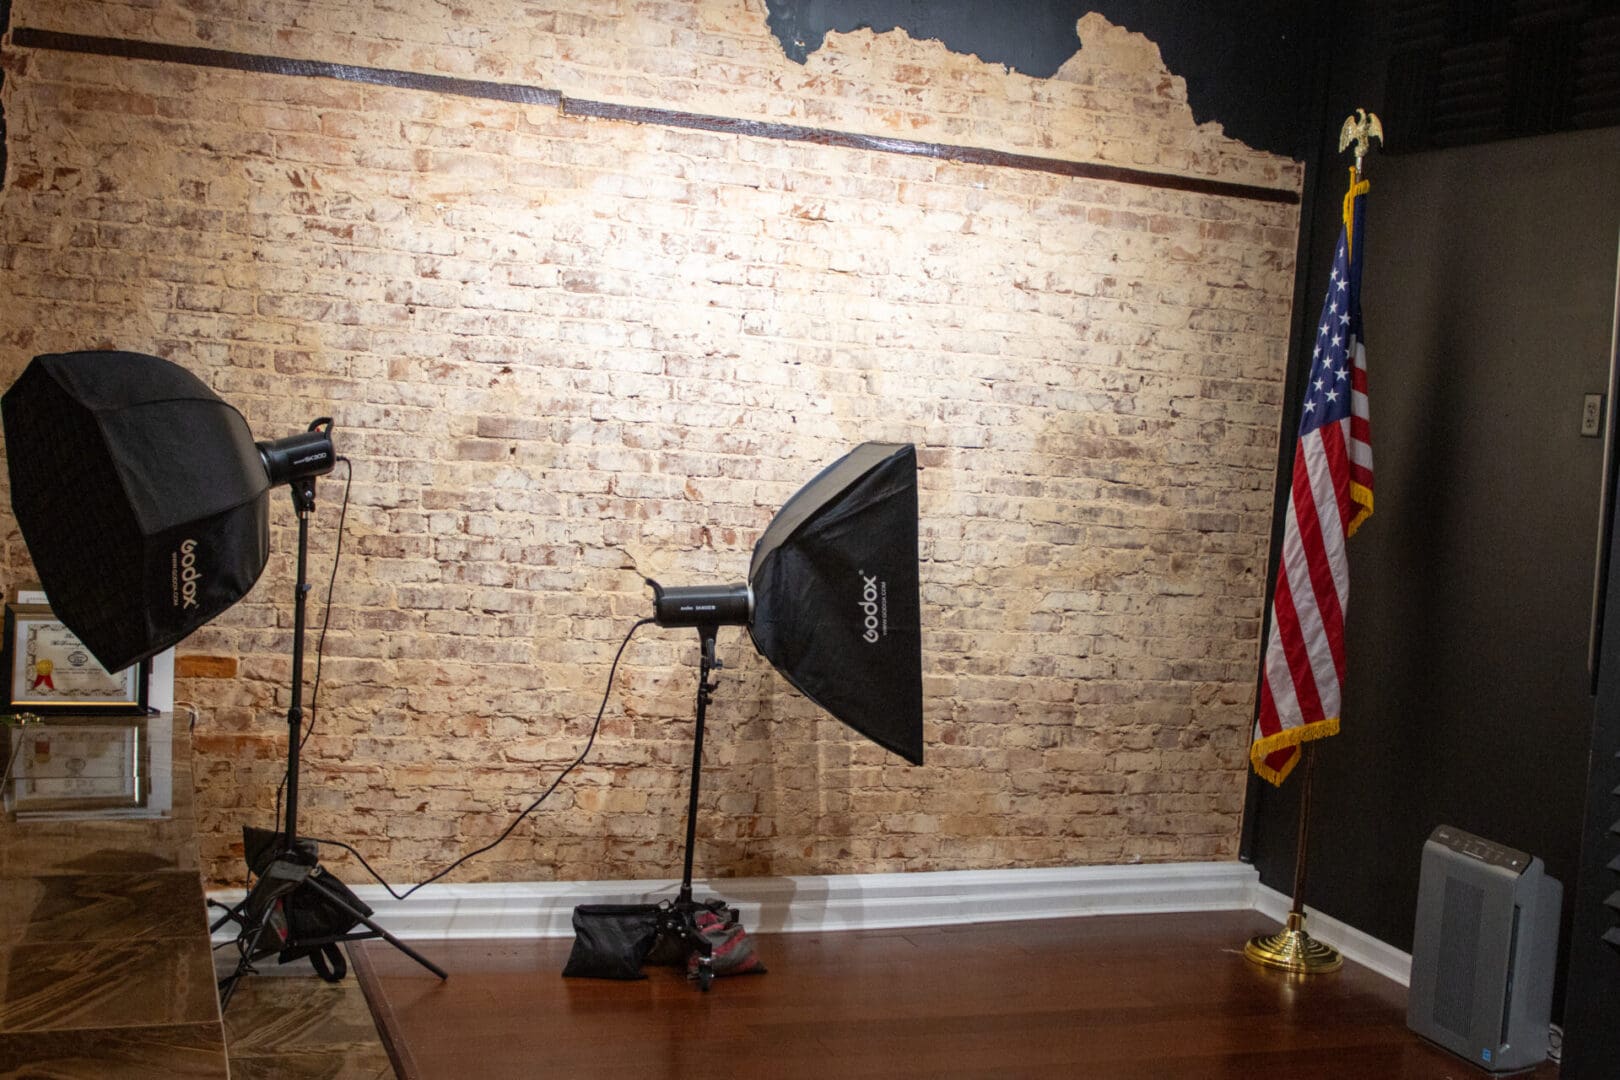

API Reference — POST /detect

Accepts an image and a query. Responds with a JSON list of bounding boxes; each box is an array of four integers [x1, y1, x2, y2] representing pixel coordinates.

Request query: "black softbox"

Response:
[[649, 441, 924, 764], [3, 350, 272, 672], [641, 441, 925, 987], [747, 442, 923, 764]]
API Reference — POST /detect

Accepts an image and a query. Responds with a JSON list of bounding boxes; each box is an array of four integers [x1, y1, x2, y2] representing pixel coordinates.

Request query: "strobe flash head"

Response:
[[648, 580, 753, 629], [258, 418, 336, 488]]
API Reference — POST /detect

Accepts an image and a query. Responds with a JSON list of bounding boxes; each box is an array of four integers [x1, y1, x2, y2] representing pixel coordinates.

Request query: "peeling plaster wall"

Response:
[[0, 1, 1302, 887]]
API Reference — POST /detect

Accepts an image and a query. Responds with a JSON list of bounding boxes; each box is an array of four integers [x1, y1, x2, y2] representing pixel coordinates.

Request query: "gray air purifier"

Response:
[[1407, 825, 1562, 1072]]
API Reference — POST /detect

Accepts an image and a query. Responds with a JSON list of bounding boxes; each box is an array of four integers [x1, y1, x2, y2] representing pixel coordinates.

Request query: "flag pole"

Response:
[[1244, 743, 1343, 972], [1243, 109, 1382, 975]]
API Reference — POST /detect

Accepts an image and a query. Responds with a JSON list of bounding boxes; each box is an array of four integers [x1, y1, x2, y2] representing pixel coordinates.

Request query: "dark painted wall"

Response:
[[1377, 0, 1620, 151], [1565, 470, 1620, 1077], [764, 1, 1323, 158], [1248, 117, 1620, 968], [1244, 4, 1620, 1071]]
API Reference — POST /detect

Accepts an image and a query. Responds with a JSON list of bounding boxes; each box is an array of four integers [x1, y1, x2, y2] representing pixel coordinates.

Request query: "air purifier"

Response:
[[1407, 824, 1561, 1072]]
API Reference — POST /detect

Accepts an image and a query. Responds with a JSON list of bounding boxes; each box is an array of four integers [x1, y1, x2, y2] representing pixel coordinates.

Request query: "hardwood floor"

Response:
[[346, 909, 1560, 1079]]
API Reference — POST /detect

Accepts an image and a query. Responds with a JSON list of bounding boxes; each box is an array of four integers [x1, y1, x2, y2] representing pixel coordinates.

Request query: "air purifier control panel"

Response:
[[1427, 825, 1531, 874]]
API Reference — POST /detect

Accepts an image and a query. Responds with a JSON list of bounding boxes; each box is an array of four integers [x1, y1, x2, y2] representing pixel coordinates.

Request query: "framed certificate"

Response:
[[4, 603, 147, 713], [7, 719, 148, 814]]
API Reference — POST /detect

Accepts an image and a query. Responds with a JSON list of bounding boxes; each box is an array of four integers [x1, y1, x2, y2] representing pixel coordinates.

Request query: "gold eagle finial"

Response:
[[1338, 109, 1384, 177]]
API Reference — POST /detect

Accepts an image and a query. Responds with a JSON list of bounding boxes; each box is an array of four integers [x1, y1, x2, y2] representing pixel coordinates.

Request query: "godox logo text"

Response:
[[178, 539, 201, 609], [860, 573, 880, 643]]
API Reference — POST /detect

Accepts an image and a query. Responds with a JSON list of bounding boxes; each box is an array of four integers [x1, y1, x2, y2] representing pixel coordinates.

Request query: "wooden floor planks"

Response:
[[350, 909, 1561, 1079]]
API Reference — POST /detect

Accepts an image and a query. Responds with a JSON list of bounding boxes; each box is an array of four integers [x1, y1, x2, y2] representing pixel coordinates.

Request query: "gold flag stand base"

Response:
[[1244, 745, 1340, 974], [1245, 910, 1343, 974]]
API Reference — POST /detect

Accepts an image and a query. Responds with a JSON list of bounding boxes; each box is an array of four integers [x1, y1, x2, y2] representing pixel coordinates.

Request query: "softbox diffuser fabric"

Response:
[[748, 442, 924, 765], [2, 350, 271, 672]]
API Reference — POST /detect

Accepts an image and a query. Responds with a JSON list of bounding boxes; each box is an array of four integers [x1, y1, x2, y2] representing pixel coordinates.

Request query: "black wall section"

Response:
[[1566, 465, 1620, 1077], [1244, 5, 1620, 1070], [1244, 10, 1620, 1072], [763, 1, 1318, 158], [1249, 121, 1620, 996], [1377, 0, 1620, 153]]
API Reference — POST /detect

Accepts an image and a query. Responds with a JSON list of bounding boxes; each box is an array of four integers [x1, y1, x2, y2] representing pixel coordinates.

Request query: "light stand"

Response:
[[649, 623, 726, 989], [0, 355, 454, 1006], [645, 582, 755, 990], [630, 443, 924, 989], [211, 436, 447, 1008]]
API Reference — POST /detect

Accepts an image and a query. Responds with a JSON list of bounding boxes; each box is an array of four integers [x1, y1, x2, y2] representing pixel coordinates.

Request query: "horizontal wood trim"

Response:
[[11, 26, 1299, 205], [219, 867, 1417, 987], [563, 97, 1300, 204]]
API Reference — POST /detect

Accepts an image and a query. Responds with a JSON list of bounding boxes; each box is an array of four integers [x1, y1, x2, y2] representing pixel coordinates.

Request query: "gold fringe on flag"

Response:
[[1344, 167, 1373, 539], [1249, 716, 1341, 786]]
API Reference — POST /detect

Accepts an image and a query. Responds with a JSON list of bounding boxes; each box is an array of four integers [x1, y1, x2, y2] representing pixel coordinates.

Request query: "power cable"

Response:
[[313, 616, 654, 899], [271, 455, 352, 832]]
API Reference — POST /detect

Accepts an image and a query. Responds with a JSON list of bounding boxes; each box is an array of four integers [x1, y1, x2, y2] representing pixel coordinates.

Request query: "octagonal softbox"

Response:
[[2, 350, 271, 672], [747, 442, 923, 764]]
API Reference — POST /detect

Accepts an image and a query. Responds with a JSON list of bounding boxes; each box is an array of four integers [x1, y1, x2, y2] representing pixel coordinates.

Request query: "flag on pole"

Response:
[[1250, 170, 1374, 785]]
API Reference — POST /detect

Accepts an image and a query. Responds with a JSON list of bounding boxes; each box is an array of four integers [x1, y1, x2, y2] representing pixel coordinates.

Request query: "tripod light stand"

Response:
[[645, 441, 925, 988], [1, 350, 446, 1007], [207, 440, 447, 1006]]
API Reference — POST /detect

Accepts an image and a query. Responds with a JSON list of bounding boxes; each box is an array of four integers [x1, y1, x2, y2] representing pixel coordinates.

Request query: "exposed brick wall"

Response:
[[0, 2, 1302, 887]]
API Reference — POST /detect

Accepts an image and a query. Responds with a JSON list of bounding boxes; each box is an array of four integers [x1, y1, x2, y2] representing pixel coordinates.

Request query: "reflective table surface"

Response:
[[0, 712, 229, 1078]]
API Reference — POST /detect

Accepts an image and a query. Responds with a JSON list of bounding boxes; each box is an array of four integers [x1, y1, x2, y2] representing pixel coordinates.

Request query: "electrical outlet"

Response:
[[1581, 394, 1604, 437]]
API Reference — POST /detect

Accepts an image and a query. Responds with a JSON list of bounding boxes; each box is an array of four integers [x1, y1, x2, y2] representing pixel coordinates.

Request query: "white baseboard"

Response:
[[1251, 882, 1413, 986], [211, 861, 1258, 942], [208, 861, 1410, 986]]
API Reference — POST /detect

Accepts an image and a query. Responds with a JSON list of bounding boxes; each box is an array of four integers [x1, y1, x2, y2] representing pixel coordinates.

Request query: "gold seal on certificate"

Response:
[[5, 602, 146, 712]]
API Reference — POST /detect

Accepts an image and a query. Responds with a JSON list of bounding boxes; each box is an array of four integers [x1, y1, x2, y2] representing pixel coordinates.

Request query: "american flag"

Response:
[[1250, 174, 1374, 785]]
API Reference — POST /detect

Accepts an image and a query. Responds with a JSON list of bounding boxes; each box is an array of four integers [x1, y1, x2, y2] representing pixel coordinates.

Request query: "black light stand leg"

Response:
[[219, 467, 446, 1009], [302, 874, 447, 979], [678, 625, 718, 907], [218, 858, 312, 1008], [656, 624, 730, 990], [283, 475, 314, 854]]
